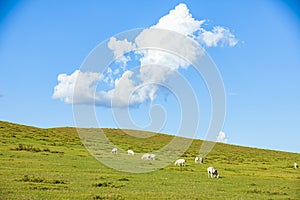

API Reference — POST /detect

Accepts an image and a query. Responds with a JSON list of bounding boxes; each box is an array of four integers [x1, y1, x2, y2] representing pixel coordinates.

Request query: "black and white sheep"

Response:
[[207, 166, 219, 178]]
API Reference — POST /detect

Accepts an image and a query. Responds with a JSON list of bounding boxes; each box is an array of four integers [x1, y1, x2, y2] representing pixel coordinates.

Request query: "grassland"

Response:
[[0, 121, 299, 199]]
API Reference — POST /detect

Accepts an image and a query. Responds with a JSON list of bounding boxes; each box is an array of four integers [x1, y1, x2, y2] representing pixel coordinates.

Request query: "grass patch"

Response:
[[19, 175, 44, 183], [13, 144, 41, 152], [12, 144, 64, 154], [93, 182, 112, 187], [118, 178, 129, 181], [247, 188, 288, 196], [92, 194, 124, 200], [93, 181, 124, 189], [19, 175, 66, 185]]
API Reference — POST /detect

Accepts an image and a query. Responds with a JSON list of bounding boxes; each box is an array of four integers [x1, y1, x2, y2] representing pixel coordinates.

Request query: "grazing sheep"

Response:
[[149, 154, 156, 160], [111, 147, 118, 154], [174, 159, 185, 166], [127, 149, 134, 155], [199, 157, 203, 164], [142, 153, 150, 160], [207, 166, 219, 178], [195, 157, 203, 164], [141, 153, 156, 160], [294, 162, 299, 169]]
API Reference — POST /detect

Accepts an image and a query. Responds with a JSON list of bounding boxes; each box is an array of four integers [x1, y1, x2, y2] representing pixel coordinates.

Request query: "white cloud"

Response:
[[102, 67, 115, 87], [135, 3, 202, 71], [132, 3, 204, 98], [107, 37, 136, 66], [53, 3, 238, 107], [52, 70, 102, 104], [106, 70, 137, 107], [153, 3, 205, 37], [151, 3, 237, 47], [198, 26, 238, 47], [216, 131, 228, 143], [53, 69, 157, 107], [97, 70, 160, 107]]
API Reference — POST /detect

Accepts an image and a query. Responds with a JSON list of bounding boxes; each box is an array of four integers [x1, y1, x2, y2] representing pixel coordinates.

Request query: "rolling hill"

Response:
[[0, 121, 299, 199]]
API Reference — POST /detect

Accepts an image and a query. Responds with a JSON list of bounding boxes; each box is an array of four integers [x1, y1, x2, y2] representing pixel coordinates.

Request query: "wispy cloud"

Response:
[[53, 3, 238, 107], [198, 26, 238, 47]]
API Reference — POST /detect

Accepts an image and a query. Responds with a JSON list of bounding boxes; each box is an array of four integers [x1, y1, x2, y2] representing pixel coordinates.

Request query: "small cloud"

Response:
[[198, 26, 238, 47], [216, 131, 228, 143]]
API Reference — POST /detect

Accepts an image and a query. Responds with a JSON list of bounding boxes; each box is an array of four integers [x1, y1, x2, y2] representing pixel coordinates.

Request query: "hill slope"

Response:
[[0, 121, 299, 199]]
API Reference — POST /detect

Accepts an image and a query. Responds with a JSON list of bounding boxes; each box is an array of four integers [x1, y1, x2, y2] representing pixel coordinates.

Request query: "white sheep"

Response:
[[195, 157, 203, 164], [174, 159, 185, 166], [141, 153, 156, 160], [294, 162, 299, 169], [207, 166, 219, 178], [149, 154, 156, 160], [141, 153, 150, 160], [127, 149, 134, 156], [111, 147, 117, 154]]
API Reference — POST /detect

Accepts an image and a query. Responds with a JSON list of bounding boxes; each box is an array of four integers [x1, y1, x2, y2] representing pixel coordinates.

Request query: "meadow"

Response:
[[0, 121, 299, 199]]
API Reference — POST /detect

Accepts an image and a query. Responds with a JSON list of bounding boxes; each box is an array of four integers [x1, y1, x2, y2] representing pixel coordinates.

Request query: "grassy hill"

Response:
[[0, 121, 299, 199]]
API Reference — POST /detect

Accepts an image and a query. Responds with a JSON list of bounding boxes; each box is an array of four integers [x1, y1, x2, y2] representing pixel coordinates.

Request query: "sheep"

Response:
[[199, 157, 203, 164], [111, 147, 117, 154], [195, 157, 203, 164], [142, 153, 150, 160], [294, 162, 299, 169], [141, 153, 156, 160], [127, 149, 134, 155], [207, 166, 219, 178], [174, 159, 185, 166], [149, 154, 156, 160]]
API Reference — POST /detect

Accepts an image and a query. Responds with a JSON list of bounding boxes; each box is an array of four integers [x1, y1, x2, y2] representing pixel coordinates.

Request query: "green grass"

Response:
[[0, 121, 299, 199]]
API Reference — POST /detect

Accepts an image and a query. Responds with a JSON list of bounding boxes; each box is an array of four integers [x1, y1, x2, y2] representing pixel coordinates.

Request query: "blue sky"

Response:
[[0, 0, 300, 153]]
